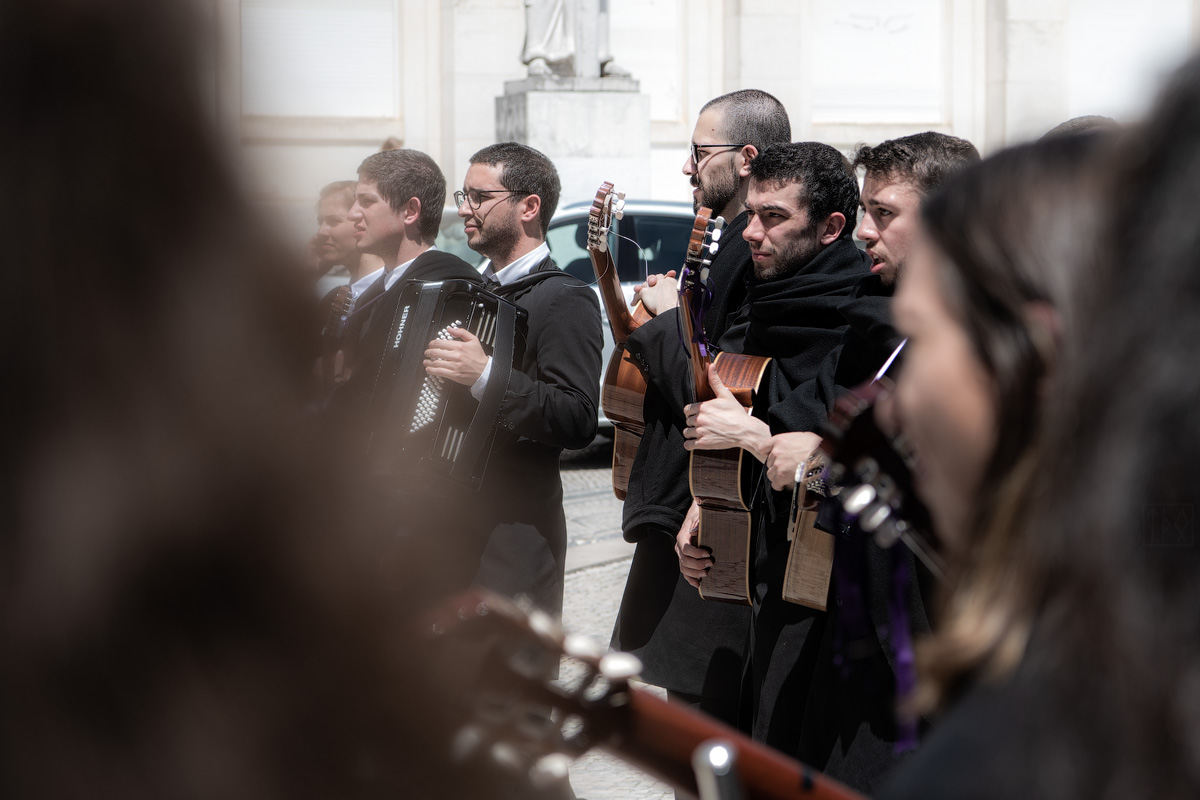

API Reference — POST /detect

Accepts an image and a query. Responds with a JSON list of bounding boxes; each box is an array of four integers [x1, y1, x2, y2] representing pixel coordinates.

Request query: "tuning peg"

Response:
[[599, 651, 643, 681], [853, 456, 881, 483], [526, 607, 561, 641], [693, 739, 743, 800], [858, 501, 893, 535], [613, 192, 626, 219], [563, 633, 604, 660], [841, 483, 877, 515], [451, 724, 487, 762], [713, 215, 726, 230], [530, 754, 573, 788], [490, 741, 526, 773]]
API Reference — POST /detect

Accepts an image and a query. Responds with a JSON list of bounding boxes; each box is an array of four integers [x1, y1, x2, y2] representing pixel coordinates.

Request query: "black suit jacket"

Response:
[[469, 256, 602, 618]]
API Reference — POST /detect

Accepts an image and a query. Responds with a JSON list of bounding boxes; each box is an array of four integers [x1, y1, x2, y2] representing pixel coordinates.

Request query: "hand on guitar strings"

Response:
[[764, 431, 824, 491], [631, 270, 679, 315], [674, 500, 712, 588], [423, 327, 489, 386], [683, 365, 772, 460]]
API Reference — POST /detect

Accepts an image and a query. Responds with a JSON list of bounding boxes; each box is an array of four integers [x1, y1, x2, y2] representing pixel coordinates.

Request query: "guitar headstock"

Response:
[[423, 590, 869, 800], [322, 284, 354, 337], [587, 181, 625, 254], [819, 378, 945, 579], [423, 590, 643, 783], [680, 208, 724, 292]]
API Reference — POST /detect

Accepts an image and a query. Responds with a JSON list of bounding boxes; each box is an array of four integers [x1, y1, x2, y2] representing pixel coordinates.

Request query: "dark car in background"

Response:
[[436, 198, 698, 429]]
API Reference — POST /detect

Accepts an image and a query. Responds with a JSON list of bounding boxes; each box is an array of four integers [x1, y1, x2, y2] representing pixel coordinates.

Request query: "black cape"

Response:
[[610, 212, 753, 706]]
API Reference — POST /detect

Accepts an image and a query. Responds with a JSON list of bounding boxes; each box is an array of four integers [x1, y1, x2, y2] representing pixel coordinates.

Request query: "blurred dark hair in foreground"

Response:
[[1014, 51, 1200, 799], [0, 1, 489, 797], [884, 54, 1200, 800]]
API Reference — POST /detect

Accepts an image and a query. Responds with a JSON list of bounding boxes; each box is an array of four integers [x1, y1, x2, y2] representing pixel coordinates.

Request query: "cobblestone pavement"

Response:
[[559, 436, 673, 800], [560, 560, 672, 800]]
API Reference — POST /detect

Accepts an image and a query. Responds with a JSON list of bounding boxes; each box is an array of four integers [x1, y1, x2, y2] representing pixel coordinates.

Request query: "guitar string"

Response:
[[563, 230, 651, 291]]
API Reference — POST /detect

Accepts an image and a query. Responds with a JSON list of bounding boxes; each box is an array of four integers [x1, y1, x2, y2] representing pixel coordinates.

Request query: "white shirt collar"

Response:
[[349, 267, 384, 298], [383, 245, 437, 292], [482, 241, 550, 286]]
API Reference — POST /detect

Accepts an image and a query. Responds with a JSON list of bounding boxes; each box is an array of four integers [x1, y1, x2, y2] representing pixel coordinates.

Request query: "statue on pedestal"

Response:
[[521, 0, 629, 78]]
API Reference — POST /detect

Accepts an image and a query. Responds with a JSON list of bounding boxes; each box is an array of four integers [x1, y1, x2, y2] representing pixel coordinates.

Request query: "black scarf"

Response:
[[717, 236, 872, 434]]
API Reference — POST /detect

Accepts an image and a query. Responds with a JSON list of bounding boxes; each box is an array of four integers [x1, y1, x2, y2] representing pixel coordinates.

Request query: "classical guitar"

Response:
[[586, 182, 653, 499], [425, 589, 866, 800], [678, 212, 772, 605]]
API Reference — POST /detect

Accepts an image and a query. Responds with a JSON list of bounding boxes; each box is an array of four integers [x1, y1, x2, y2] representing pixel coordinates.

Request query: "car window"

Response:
[[616, 213, 695, 282], [546, 215, 594, 282]]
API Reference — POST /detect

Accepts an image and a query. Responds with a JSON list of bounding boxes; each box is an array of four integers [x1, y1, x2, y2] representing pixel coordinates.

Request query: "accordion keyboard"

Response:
[[410, 320, 462, 433]]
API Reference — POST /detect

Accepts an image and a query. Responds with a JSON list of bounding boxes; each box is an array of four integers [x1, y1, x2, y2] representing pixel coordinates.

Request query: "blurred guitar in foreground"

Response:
[[424, 589, 866, 800]]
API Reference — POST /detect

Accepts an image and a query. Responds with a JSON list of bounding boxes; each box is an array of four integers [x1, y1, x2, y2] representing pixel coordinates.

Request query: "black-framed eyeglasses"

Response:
[[690, 143, 747, 166], [454, 188, 519, 210]]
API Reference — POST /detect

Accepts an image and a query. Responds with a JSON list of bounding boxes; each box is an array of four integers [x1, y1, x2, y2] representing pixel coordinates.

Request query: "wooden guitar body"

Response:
[[782, 505, 835, 611], [689, 351, 771, 604], [602, 345, 647, 499]]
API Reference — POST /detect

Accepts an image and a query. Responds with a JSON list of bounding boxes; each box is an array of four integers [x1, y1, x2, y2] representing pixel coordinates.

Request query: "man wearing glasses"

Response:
[[609, 90, 791, 735], [424, 142, 601, 627]]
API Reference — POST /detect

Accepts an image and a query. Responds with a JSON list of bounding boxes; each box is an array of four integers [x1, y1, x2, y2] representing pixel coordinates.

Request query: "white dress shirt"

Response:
[[348, 266, 384, 301], [383, 245, 437, 293], [470, 242, 551, 398]]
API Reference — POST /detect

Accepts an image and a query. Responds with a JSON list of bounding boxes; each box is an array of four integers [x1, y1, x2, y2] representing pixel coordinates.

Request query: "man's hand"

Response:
[[683, 365, 772, 461], [675, 500, 712, 588], [632, 271, 679, 316], [314, 349, 352, 390], [763, 431, 824, 491], [423, 326, 488, 386]]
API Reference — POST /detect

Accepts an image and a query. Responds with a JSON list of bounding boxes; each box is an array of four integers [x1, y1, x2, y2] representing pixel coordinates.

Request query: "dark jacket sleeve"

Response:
[[624, 308, 697, 419], [498, 279, 602, 450]]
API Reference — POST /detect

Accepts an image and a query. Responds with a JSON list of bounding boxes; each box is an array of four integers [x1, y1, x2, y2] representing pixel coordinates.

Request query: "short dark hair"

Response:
[[749, 142, 860, 238], [468, 142, 561, 235], [1041, 115, 1120, 140], [700, 89, 791, 151], [852, 132, 980, 197], [317, 180, 355, 209], [356, 149, 446, 241]]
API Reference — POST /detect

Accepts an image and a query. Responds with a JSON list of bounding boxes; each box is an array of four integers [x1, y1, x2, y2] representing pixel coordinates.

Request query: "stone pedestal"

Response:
[[496, 75, 651, 207]]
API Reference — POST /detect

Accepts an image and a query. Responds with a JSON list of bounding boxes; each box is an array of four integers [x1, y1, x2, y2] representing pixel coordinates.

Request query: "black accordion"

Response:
[[365, 279, 527, 492]]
